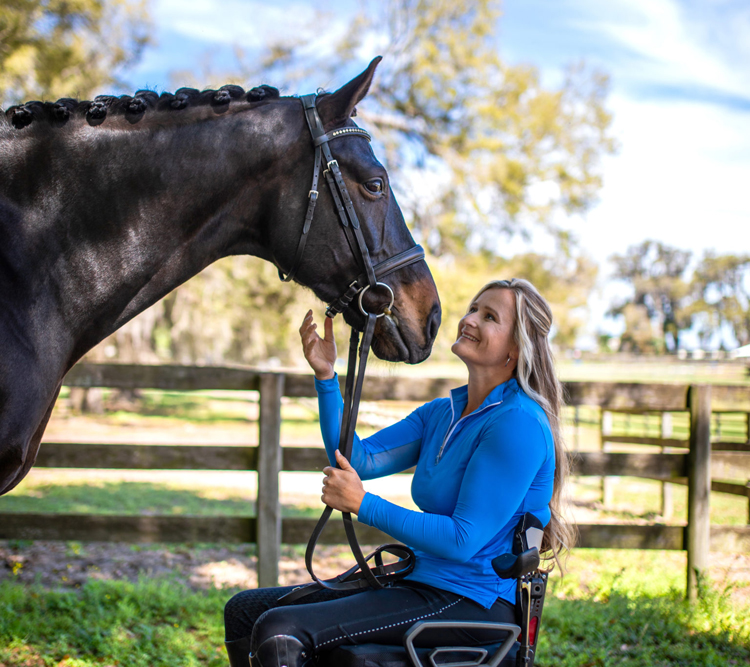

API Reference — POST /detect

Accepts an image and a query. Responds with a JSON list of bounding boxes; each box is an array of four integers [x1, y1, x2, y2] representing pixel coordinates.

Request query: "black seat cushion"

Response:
[[321, 641, 518, 667]]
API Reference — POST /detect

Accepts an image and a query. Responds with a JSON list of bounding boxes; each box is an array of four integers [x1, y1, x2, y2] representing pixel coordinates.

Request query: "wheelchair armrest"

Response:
[[403, 620, 520, 667], [491, 547, 540, 579]]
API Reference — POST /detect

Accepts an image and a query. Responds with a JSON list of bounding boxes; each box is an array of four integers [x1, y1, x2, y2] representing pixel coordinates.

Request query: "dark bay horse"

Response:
[[0, 57, 441, 496]]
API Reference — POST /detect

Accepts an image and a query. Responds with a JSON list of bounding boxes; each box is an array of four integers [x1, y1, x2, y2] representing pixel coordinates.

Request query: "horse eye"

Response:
[[364, 179, 384, 194]]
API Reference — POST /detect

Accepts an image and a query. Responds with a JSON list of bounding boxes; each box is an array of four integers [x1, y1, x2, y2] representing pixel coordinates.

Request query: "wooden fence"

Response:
[[1, 363, 749, 599]]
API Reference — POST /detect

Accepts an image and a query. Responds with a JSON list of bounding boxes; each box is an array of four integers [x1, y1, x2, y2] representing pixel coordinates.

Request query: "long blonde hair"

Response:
[[473, 278, 575, 571]]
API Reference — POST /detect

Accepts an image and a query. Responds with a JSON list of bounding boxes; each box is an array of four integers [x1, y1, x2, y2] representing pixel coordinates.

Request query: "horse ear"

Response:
[[318, 56, 382, 127]]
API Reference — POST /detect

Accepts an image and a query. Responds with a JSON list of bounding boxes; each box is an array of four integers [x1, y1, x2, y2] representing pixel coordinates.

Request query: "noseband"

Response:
[[278, 94, 425, 321], [276, 94, 423, 603]]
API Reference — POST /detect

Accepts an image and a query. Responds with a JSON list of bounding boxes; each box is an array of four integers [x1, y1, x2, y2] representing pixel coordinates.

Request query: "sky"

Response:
[[126, 0, 750, 346]]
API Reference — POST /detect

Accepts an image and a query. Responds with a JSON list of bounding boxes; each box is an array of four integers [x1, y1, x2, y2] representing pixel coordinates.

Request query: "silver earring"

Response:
[[505, 354, 511, 367]]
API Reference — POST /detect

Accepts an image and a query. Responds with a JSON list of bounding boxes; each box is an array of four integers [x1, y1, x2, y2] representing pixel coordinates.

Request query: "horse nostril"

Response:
[[427, 304, 441, 342]]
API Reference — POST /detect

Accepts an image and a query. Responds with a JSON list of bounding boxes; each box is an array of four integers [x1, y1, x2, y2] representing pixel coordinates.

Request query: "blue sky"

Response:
[[126, 0, 750, 345]]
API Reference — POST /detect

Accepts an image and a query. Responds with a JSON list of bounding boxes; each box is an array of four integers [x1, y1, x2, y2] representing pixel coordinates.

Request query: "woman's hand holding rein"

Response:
[[300, 311, 365, 513], [299, 310, 336, 381], [322, 449, 366, 514]]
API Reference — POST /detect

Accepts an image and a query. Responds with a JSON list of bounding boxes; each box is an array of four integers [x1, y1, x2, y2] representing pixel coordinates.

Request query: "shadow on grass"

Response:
[[0, 577, 748, 667], [0, 481, 319, 518]]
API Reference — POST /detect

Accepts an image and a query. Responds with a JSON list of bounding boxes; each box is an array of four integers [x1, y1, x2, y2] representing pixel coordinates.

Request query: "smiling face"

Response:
[[451, 287, 518, 373]]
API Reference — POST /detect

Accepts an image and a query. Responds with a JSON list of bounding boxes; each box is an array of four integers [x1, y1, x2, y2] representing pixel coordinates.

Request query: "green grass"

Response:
[[0, 550, 748, 667], [539, 549, 750, 666], [0, 577, 227, 667], [7, 370, 743, 664]]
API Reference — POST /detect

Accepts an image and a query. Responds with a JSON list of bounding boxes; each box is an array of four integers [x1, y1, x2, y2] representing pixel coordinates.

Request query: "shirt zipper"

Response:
[[435, 399, 504, 463]]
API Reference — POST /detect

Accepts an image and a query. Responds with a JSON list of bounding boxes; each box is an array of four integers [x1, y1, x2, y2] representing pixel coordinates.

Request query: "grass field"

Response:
[[1, 548, 748, 667], [1, 362, 749, 666]]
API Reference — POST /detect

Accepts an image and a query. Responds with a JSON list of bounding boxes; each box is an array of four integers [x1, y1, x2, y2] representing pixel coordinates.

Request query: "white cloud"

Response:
[[568, 0, 750, 99], [154, 0, 319, 44], [579, 92, 750, 261]]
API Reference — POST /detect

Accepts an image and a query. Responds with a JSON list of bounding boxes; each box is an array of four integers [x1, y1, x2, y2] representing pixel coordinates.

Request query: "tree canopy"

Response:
[[608, 241, 750, 353], [0, 0, 151, 107], [3, 0, 614, 364], [152, 0, 614, 362], [691, 252, 750, 348], [179, 0, 616, 258], [609, 241, 692, 352]]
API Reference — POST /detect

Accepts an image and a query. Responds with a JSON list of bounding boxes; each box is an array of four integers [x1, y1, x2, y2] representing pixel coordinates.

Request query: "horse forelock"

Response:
[[1, 84, 283, 133]]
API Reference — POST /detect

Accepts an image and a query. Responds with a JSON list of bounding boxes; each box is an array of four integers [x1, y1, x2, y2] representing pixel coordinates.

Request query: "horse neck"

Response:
[[0, 101, 303, 368]]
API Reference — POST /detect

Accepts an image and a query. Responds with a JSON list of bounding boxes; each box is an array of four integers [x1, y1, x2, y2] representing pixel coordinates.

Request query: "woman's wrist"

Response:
[[351, 488, 366, 515], [314, 369, 335, 381]]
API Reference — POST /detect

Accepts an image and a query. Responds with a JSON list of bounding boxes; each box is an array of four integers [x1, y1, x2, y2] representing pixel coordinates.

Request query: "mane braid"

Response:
[[3, 84, 281, 130]]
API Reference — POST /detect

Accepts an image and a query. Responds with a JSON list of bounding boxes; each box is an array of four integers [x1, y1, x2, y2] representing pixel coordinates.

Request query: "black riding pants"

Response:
[[224, 581, 515, 657]]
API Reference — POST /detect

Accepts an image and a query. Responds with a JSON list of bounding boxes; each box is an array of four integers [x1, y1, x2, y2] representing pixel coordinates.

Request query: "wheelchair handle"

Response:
[[491, 547, 540, 579]]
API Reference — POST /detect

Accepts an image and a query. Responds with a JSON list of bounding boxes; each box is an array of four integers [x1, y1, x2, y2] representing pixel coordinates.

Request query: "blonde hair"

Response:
[[472, 278, 575, 571]]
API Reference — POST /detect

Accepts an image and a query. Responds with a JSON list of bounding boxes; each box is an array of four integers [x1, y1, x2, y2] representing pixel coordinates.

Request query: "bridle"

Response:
[[278, 94, 425, 320], [276, 94, 424, 604]]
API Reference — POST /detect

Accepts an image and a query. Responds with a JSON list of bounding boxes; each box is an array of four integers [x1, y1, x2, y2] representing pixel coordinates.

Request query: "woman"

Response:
[[224, 278, 572, 667]]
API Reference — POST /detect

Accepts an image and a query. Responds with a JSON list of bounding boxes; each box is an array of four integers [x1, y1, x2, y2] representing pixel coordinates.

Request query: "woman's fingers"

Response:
[[298, 309, 313, 334], [320, 454, 364, 513], [300, 312, 322, 352], [323, 315, 334, 342], [300, 310, 336, 380], [334, 449, 353, 470]]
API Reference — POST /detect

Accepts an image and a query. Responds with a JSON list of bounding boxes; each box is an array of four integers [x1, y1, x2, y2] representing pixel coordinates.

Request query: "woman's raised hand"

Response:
[[299, 310, 337, 380]]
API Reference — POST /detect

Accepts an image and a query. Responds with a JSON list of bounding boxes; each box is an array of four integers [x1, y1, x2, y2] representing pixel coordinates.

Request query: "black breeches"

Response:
[[224, 581, 515, 658]]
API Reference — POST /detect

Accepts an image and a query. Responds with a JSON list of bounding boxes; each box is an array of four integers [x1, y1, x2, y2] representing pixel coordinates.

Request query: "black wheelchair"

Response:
[[322, 513, 549, 667]]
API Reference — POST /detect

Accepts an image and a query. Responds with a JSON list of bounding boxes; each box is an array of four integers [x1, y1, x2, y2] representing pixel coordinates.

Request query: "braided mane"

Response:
[[2, 84, 281, 130]]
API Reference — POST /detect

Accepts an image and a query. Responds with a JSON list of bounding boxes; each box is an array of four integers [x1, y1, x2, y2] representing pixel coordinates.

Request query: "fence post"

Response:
[[661, 412, 674, 520], [687, 384, 711, 602], [601, 410, 614, 506], [257, 372, 285, 588]]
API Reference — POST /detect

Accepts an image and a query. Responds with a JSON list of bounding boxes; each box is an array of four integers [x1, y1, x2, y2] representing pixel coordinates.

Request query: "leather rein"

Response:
[[277, 94, 422, 603]]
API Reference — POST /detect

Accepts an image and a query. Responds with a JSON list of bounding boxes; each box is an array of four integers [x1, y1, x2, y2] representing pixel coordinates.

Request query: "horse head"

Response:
[[0, 58, 441, 496], [261, 58, 441, 364]]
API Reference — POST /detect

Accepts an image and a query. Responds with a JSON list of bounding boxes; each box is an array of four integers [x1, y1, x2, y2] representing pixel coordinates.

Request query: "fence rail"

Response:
[[1, 363, 749, 597], [2, 513, 748, 554]]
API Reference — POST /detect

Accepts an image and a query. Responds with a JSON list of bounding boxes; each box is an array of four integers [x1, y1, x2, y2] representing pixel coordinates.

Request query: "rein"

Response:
[[277, 94, 424, 604]]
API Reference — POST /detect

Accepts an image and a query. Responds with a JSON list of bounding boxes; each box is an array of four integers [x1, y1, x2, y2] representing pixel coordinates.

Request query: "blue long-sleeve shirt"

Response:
[[315, 375, 555, 608]]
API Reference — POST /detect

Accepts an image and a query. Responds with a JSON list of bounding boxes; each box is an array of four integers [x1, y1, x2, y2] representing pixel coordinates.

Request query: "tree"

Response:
[[0, 0, 151, 107], [74, 0, 610, 366], [618, 303, 661, 354], [93, 256, 314, 367], [691, 252, 750, 348], [178, 0, 617, 258], [157, 0, 615, 359], [609, 240, 692, 352]]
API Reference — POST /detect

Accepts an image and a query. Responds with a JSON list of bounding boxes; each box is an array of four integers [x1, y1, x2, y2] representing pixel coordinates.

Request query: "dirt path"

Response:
[[0, 540, 357, 591]]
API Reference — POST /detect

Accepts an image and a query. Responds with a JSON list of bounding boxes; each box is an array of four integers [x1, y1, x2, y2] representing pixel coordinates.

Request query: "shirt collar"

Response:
[[449, 377, 519, 416]]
